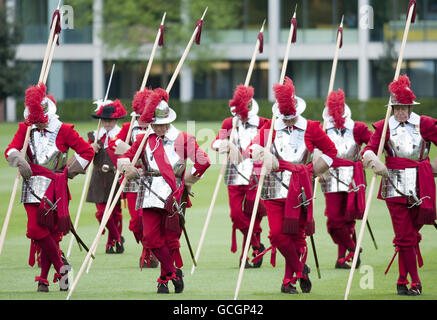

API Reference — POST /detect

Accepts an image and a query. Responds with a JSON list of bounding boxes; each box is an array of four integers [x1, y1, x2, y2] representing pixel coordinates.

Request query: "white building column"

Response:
[[358, 0, 371, 100], [5, 0, 16, 122], [180, 66, 193, 102], [268, 0, 280, 102], [92, 0, 104, 100]]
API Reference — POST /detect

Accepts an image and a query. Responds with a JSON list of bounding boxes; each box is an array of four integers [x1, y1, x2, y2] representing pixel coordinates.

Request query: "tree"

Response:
[[68, 0, 243, 89], [0, 2, 26, 121]]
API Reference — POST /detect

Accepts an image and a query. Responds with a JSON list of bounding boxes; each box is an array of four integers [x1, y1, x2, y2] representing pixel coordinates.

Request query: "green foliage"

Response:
[[0, 4, 26, 99], [15, 97, 437, 123]]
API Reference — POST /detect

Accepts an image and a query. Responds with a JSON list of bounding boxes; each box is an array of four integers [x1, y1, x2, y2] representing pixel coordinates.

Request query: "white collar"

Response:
[[150, 124, 180, 142], [325, 117, 354, 130], [96, 125, 121, 140], [236, 114, 259, 128], [31, 114, 62, 133], [274, 115, 307, 131], [389, 112, 420, 130]]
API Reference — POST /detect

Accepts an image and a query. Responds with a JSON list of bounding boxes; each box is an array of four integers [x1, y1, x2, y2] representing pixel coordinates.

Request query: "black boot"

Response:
[[408, 283, 422, 296], [37, 281, 49, 293], [239, 259, 253, 269], [252, 243, 266, 268], [335, 256, 351, 269], [397, 284, 409, 296], [106, 245, 115, 254], [281, 282, 298, 294], [299, 264, 312, 293], [172, 269, 184, 294], [116, 236, 125, 254], [157, 276, 169, 294]]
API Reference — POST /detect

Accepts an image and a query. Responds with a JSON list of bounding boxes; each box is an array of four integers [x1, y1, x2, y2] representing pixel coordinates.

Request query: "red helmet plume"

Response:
[[229, 85, 254, 120], [274, 76, 296, 117], [24, 83, 49, 125], [132, 88, 153, 116], [140, 88, 169, 124], [389, 75, 416, 105], [326, 89, 346, 129]]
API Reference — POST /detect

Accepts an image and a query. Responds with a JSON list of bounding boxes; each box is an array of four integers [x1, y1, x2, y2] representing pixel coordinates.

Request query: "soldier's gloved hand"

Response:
[[67, 157, 86, 179], [431, 157, 437, 176], [115, 141, 130, 155], [262, 150, 279, 173], [7, 150, 32, 180], [117, 158, 139, 180], [91, 142, 101, 153], [363, 151, 389, 177], [218, 140, 230, 154], [250, 144, 265, 162], [312, 148, 330, 178], [228, 142, 243, 165], [184, 171, 200, 197]]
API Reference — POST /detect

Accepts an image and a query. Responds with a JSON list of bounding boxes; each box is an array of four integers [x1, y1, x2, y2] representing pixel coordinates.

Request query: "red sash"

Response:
[[381, 156, 436, 225], [278, 160, 315, 236], [331, 158, 366, 220], [28, 162, 71, 234], [148, 134, 186, 232]]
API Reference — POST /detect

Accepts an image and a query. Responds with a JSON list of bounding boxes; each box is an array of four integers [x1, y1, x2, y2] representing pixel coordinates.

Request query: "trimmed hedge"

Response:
[[15, 97, 437, 123]]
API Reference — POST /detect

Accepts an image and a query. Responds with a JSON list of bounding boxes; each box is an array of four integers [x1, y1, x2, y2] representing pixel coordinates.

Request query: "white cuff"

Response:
[[6, 148, 19, 157], [74, 153, 89, 169], [190, 166, 204, 178], [362, 150, 373, 159], [212, 139, 225, 150], [320, 154, 333, 167]]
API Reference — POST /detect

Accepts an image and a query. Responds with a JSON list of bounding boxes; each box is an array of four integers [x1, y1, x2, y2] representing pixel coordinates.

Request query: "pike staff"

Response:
[[234, 6, 298, 300], [66, 64, 116, 258], [344, 0, 418, 300], [84, 13, 166, 269], [191, 19, 266, 276], [67, 7, 208, 300], [0, 3, 62, 256]]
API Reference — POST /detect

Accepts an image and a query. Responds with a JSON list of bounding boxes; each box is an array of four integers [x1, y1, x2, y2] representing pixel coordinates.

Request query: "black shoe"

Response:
[[397, 284, 409, 296], [252, 243, 266, 268], [408, 283, 422, 296], [116, 236, 125, 254], [299, 264, 312, 293], [172, 269, 184, 294], [157, 281, 169, 294], [281, 283, 298, 294], [335, 257, 351, 269], [106, 246, 115, 254], [37, 282, 49, 293], [239, 259, 253, 269]]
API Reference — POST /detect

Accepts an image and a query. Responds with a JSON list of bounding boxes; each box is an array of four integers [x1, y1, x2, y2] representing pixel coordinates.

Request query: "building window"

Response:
[[15, 0, 48, 44]]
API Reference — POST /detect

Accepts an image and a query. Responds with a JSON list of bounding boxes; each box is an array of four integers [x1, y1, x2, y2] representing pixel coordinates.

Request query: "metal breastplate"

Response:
[[386, 122, 430, 161], [261, 127, 309, 200], [382, 123, 428, 199], [321, 127, 358, 193], [123, 125, 146, 193], [326, 127, 360, 161], [21, 125, 67, 204], [136, 135, 185, 210], [225, 123, 258, 186]]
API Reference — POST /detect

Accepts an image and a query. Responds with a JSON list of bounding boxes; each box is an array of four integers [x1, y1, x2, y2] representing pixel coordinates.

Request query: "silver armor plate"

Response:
[[382, 168, 418, 199], [326, 127, 360, 161], [122, 125, 146, 193], [386, 122, 430, 161], [321, 166, 354, 193], [22, 125, 67, 203], [261, 127, 309, 200], [136, 133, 186, 209], [225, 122, 258, 186]]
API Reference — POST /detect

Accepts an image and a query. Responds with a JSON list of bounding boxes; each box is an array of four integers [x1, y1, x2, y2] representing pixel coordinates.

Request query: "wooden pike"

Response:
[[67, 9, 208, 300], [234, 6, 298, 301], [0, 4, 62, 256], [67, 64, 116, 258], [344, 0, 417, 300], [191, 19, 266, 276]]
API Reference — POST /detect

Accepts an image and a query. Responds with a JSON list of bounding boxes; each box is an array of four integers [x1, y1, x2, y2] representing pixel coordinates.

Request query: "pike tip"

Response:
[[161, 12, 167, 25], [340, 15, 344, 27], [201, 7, 208, 20], [293, 3, 298, 17], [260, 19, 266, 32]]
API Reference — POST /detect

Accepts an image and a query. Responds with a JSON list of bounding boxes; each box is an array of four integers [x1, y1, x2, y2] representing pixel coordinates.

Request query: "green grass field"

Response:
[[0, 121, 436, 301]]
